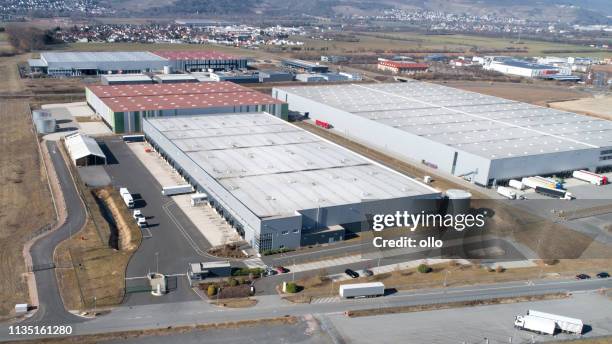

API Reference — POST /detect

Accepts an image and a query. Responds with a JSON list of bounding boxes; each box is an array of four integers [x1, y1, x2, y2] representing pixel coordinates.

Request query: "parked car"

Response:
[[264, 267, 277, 276], [345, 269, 359, 278], [137, 217, 147, 228], [275, 266, 289, 274], [575, 274, 591, 280], [596, 272, 610, 278], [362, 269, 374, 277], [133, 210, 143, 219]]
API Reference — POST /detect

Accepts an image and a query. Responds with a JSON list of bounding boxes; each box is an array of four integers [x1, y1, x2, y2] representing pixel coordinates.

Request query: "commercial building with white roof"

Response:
[[272, 81, 612, 186], [64, 133, 107, 166], [143, 112, 440, 252]]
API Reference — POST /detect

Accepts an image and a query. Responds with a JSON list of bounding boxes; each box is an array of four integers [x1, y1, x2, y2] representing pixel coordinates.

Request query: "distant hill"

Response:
[[122, 0, 611, 23]]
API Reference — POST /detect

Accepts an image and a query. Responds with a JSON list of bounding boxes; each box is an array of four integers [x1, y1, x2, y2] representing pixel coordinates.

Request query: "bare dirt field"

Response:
[[433, 80, 592, 106], [54, 180, 142, 311], [549, 96, 612, 120], [0, 101, 54, 316]]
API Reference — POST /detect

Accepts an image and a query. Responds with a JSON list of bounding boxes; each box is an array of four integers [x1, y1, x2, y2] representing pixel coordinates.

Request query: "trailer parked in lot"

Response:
[[339, 282, 385, 298], [522, 176, 563, 190], [535, 186, 573, 200], [497, 186, 517, 199], [514, 315, 556, 335], [527, 310, 584, 335], [161, 184, 194, 196], [572, 170, 608, 185], [119, 187, 134, 208], [508, 179, 525, 190]]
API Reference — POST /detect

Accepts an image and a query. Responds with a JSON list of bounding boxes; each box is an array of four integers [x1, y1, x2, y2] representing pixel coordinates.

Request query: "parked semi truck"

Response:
[[527, 310, 584, 335], [161, 184, 194, 196], [497, 186, 517, 199], [339, 282, 385, 298], [572, 170, 608, 185], [522, 176, 563, 190], [535, 186, 573, 200], [119, 187, 134, 208], [514, 315, 556, 335]]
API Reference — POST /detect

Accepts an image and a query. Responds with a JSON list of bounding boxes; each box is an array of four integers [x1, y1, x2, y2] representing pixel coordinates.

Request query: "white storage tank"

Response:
[[445, 189, 472, 215], [37, 118, 57, 134], [32, 109, 51, 121]]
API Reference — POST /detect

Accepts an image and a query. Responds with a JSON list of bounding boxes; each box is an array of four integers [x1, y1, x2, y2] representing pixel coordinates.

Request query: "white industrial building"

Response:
[[143, 112, 440, 252], [273, 82, 612, 186], [484, 58, 569, 78], [30, 52, 169, 76]]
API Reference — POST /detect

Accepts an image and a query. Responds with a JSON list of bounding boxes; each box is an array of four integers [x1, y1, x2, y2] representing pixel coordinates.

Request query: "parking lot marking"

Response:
[[162, 200, 208, 257]]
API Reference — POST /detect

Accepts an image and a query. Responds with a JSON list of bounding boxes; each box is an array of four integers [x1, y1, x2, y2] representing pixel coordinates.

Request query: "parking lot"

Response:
[[102, 137, 216, 305]]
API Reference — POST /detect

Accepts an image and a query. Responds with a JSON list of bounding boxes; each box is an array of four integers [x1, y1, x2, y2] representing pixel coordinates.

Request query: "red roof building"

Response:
[[377, 60, 429, 74], [86, 82, 286, 133]]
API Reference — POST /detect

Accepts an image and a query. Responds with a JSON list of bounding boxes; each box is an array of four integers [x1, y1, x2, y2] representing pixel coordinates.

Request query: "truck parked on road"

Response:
[[527, 310, 584, 335], [339, 282, 385, 299], [572, 170, 608, 185], [119, 187, 134, 208], [161, 184, 194, 196], [514, 314, 556, 335], [497, 186, 517, 199]]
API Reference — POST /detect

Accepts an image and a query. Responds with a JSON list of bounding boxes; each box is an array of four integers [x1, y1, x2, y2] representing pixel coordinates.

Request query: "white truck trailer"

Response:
[[339, 282, 385, 298], [572, 170, 608, 185], [497, 186, 517, 199], [527, 310, 584, 335], [508, 179, 526, 190], [161, 184, 194, 196], [521, 176, 563, 190], [514, 315, 556, 335], [119, 187, 134, 208]]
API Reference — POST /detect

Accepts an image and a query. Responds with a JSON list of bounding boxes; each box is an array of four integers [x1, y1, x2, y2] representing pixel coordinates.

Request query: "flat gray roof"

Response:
[[41, 51, 167, 63], [145, 113, 438, 218], [277, 82, 612, 159]]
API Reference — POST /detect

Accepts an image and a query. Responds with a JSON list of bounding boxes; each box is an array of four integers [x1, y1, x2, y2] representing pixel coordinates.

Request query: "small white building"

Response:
[[64, 133, 107, 166]]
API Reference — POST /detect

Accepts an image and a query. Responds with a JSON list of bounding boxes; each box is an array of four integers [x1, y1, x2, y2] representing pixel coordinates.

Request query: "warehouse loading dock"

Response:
[[273, 81, 612, 187]]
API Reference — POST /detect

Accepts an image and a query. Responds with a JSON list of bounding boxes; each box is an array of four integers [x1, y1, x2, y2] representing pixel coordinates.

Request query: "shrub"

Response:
[[229, 278, 239, 287], [262, 248, 295, 256], [207, 284, 218, 297], [231, 267, 264, 277], [285, 282, 298, 293], [417, 264, 432, 274]]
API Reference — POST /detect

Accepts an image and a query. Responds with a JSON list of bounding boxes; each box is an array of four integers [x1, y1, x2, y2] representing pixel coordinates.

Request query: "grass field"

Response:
[[295, 32, 612, 59], [0, 101, 54, 317], [62, 42, 266, 58]]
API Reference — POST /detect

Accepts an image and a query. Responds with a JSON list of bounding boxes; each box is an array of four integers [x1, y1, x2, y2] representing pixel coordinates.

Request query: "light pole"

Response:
[[93, 296, 97, 315], [155, 252, 159, 274], [443, 270, 451, 288]]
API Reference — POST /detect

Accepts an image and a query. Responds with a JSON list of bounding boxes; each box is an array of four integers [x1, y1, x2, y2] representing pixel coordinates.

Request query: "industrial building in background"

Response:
[[273, 81, 612, 186], [86, 82, 287, 133], [282, 58, 329, 73], [28, 50, 248, 77], [483, 57, 571, 78], [143, 112, 440, 252], [377, 59, 429, 75]]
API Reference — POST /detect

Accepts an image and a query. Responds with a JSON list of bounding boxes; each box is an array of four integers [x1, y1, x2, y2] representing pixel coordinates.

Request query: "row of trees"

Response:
[[5, 25, 60, 53]]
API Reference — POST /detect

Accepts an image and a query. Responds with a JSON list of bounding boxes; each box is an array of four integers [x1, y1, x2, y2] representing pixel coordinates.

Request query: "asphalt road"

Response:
[[23, 142, 87, 325], [2, 277, 609, 341]]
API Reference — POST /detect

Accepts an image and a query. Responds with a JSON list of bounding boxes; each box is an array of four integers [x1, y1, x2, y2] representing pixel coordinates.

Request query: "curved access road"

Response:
[[23, 141, 88, 325]]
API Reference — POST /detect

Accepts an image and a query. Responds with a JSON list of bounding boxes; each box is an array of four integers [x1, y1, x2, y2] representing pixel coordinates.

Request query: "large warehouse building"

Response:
[[86, 82, 288, 133], [143, 112, 440, 252], [273, 82, 612, 186], [28, 50, 248, 76]]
